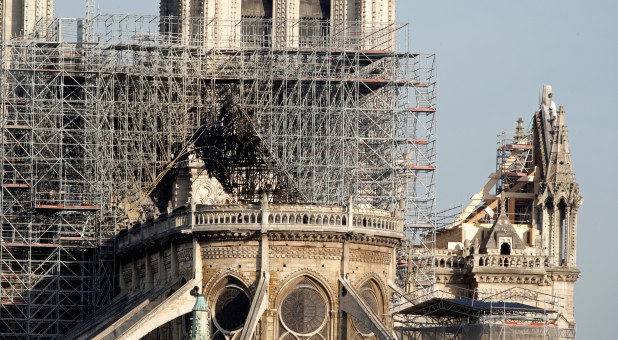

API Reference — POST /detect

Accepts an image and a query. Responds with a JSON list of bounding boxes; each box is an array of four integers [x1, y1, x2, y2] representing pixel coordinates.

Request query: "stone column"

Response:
[[158, 250, 166, 285], [131, 259, 139, 292], [145, 253, 153, 290], [564, 208, 571, 266], [214, 0, 241, 49], [193, 237, 203, 281], [171, 243, 179, 279], [273, 0, 299, 48], [260, 191, 270, 275], [568, 205, 578, 266], [119, 262, 127, 292]]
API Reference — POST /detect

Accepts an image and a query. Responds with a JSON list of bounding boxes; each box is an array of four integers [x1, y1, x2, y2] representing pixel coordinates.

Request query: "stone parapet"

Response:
[[433, 254, 547, 273], [434, 255, 467, 275], [118, 203, 403, 250], [473, 254, 546, 270]]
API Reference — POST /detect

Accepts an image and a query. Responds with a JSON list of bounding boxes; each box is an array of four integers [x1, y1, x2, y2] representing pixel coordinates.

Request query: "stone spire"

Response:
[[515, 117, 525, 143], [540, 103, 582, 267], [545, 106, 578, 195]]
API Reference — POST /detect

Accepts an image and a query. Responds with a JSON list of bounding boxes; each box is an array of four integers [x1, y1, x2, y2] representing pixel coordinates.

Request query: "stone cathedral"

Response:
[[57, 1, 582, 339], [65, 0, 407, 339]]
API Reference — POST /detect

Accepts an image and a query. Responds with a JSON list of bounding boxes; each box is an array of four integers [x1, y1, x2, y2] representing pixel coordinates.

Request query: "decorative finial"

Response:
[[515, 117, 524, 143], [557, 105, 565, 127]]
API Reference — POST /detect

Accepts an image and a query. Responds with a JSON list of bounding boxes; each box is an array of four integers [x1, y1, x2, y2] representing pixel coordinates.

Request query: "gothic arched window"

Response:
[[349, 280, 384, 339], [210, 277, 252, 338], [278, 277, 331, 339], [500, 242, 511, 255]]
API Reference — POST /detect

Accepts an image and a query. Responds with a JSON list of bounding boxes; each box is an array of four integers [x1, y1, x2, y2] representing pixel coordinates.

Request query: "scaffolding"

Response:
[[0, 14, 436, 338], [393, 287, 574, 340], [0, 19, 116, 338], [493, 118, 536, 228], [396, 54, 437, 296]]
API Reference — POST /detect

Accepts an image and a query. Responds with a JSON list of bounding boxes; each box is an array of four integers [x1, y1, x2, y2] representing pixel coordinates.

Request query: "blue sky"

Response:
[[55, 1, 617, 338], [399, 2, 616, 338]]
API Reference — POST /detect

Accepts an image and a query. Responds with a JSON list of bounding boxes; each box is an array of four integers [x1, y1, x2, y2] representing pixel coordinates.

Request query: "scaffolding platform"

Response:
[[3, 125, 32, 130], [408, 107, 436, 112], [399, 297, 554, 317], [34, 204, 101, 211], [1, 183, 30, 188]]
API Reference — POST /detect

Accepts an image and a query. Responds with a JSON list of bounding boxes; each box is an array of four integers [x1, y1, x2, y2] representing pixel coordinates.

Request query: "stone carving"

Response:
[[122, 268, 132, 286], [350, 249, 391, 265], [150, 257, 159, 275], [202, 246, 260, 259], [271, 246, 342, 260], [177, 248, 193, 277], [163, 250, 171, 270], [137, 263, 146, 279], [192, 177, 231, 205], [268, 232, 400, 247], [200, 231, 260, 241], [476, 275, 545, 285]]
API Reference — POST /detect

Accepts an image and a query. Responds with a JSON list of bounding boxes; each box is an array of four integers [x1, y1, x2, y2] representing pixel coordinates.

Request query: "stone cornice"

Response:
[[267, 231, 401, 247], [546, 266, 581, 282], [435, 267, 579, 285], [475, 274, 547, 285], [471, 266, 547, 276]]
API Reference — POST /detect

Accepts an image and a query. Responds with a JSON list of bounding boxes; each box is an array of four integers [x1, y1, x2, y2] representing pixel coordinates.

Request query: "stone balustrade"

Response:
[[118, 203, 403, 249], [429, 254, 546, 275], [434, 255, 467, 270], [473, 254, 545, 269], [120, 211, 192, 249]]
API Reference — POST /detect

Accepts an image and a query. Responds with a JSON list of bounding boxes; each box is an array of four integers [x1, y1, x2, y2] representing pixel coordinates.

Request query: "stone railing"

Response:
[[195, 205, 402, 233], [118, 211, 192, 249], [434, 255, 467, 271], [473, 255, 545, 269], [118, 203, 403, 249], [428, 254, 546, 275]]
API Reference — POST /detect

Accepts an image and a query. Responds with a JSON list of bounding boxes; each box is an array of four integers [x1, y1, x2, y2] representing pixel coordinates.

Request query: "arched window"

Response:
[[278, 277, 331, 339], [210, 277, 252, 338], [349, 280, 384, 338], [500, 242, 511, 255], [558, 200, 567, 265]]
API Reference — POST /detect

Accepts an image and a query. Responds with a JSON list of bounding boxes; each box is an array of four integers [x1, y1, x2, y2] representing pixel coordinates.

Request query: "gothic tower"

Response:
[[0, 0, 54, 41], [430, 85, 581, 332], [158, 0, 395, 48], [536, 86, 582, 268]]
